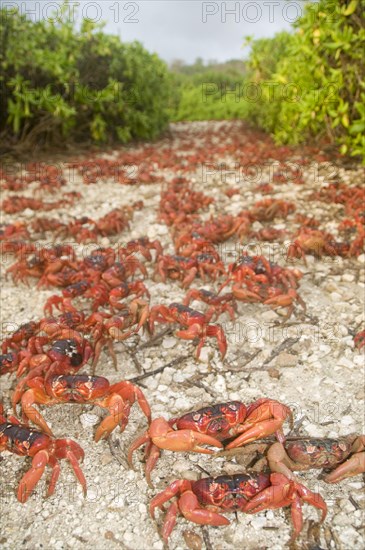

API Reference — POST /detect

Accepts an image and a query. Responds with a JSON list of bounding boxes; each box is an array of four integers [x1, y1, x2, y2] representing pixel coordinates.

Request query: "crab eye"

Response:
[[192, 413, 201, 422], [228, 403, 237, 410]]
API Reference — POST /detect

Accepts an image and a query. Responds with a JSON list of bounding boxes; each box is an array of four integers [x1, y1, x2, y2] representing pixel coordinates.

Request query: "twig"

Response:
[[225, 350, 261, 372], [183, 375, 219, 399], [122, 343, 143, 373], [127, 355, 189, 383], [137, 327, 173, 350], [288, 415, 307, 436], [201, 526, 213, 550], [262, 337, 300, 366], [349, 495, 359, 510], [108, 434, 128, 468]]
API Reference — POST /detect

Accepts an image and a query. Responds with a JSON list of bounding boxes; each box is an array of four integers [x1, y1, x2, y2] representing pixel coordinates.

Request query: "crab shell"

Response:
[[284, 437, 353, 469], [192, 473, 271, 510]]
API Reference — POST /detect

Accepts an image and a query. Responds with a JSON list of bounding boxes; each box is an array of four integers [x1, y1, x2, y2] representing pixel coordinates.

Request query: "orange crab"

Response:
[[148, 303, 227, 358], [128, 399, 292, 485], [19, 374, 151, 442], [266, 435, 365, 483], [150, 472, 326, 542], [0, 404, 86, 503]]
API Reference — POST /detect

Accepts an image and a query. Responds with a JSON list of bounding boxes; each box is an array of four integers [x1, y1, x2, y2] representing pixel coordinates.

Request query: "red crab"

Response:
[[95, 207, 132, 237], [174, 232, 219, 257], [287, 228, 340, 263], [193, 253, 226, 281], [0, 404, 86, 503], [0, 222, 30, 241], [250, 198, 296, 222], [119, 237, 163, 261], [12, 331, 94, 407], [19, 374, 151, 442], [37, 312, 87, 340], [128, 400, 292, 485], [0, 353, 19, 375], [221, 254, 302, 290], [85, 299, 150, 368], [266, 435, 365, 483], [2, 321, 40, 353], [148, 303, 227, 359], [77, 280, 149, 313], [354, 330, 365, 350], [249, 227, 286, 242], [44, 281, 91, 315], [155, 255, 198, 288], [183, 289, 237, 320], [150, 472, 326, 542], [100, 259, 148, 287]]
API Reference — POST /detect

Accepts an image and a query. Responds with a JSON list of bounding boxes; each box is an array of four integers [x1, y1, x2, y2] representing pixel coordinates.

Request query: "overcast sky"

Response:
[[8, 1, 311, 63]]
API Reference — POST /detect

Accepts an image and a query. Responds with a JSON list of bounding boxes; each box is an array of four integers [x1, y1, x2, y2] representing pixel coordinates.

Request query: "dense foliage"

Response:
[[169, 60, 249, 121], [244, 0, 365, 160], [0, 4, 171, 148]]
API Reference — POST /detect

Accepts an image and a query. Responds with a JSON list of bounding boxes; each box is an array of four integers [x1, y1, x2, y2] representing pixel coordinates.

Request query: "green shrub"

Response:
[[0, 3, 171, 147], [169, 64, 249, 122], [244, 0, 365, 161]]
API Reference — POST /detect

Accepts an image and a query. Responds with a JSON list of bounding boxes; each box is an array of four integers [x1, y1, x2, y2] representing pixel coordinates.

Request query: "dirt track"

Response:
[[1, 121, 364, 550]]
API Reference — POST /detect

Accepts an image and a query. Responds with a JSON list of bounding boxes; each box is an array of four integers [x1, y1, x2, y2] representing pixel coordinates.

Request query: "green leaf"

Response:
[[343, 0, 358, 16]]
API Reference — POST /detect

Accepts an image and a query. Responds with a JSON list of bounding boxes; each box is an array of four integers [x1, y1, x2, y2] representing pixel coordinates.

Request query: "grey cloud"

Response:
[[7, 1, 309, 63]]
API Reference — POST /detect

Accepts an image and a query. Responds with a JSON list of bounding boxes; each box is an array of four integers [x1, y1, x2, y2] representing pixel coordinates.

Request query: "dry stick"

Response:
[[137, 327, 173, 350], [225, 350, 261, 372], [201, 526, 213, 550], [349, 495, 359, 510], [121, 342, 143, 373], [262, 337, 300, 366], [183, 376, 219, 399], [108, 434, 128, 467], [127, 355, 189, 383]]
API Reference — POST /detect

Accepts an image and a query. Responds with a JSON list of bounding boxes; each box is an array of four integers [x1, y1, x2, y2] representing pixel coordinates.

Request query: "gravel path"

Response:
[[1, 121, 364, 550]]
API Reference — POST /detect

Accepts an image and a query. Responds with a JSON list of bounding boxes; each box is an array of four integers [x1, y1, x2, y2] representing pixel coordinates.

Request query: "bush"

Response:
[[0, 4, 172, 148], [244, 0, 365, 161], [169, 62, 249, 122]]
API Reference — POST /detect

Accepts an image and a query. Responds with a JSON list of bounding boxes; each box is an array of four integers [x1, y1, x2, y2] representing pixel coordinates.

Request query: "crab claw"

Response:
[[225, 398, 292, 449], [244, 473, 327, 540], [324, 451, 365, 483], [150, 480, 229, 542], [128, 418, 223, 486], [147, 418, 223, 453]]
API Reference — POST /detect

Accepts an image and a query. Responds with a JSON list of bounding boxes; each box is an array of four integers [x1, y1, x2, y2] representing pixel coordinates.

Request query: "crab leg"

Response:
[[145, 443, 162, 487], [54, 439, 87, 496], [21, 386, 54, 435], [17, 449, 49, 503], [160, 501, 180, 542], [150, 479, 192, 517], [94, 394, 131, 442], [109, 381, 151, 422]]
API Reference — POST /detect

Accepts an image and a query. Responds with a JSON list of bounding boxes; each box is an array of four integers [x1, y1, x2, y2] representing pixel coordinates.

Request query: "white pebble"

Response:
[[337, 357, 353, 369], [341, 415, 354, 426], [250, 515, 267, 529], [357, 253, 365, 264], [80, 413, 99, 427], [214, 374, 226, 393], [197, 346, 211, 362], [174, 397, 191, 410], [162, 336, 177, 349]]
